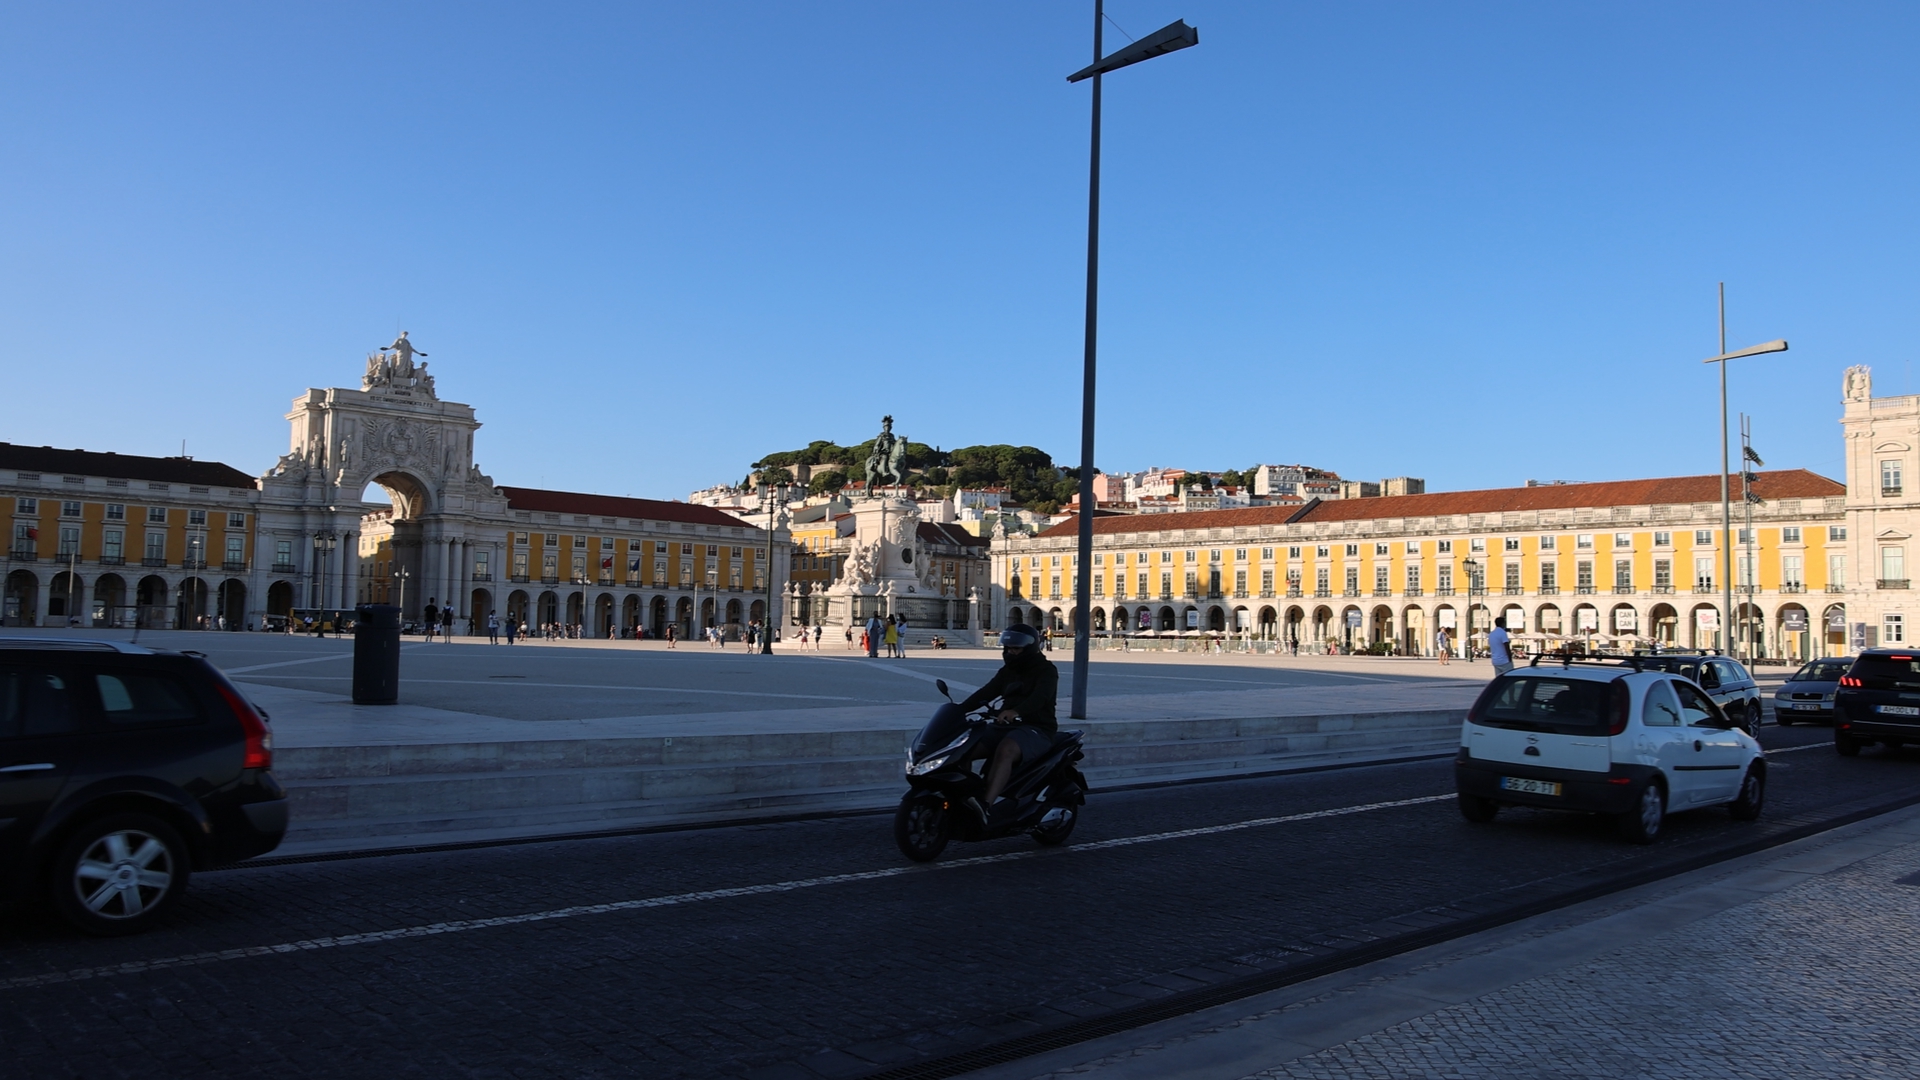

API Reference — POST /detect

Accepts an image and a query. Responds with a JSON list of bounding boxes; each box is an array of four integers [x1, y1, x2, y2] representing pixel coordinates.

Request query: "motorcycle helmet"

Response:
[[999, 624, 1042, 660]]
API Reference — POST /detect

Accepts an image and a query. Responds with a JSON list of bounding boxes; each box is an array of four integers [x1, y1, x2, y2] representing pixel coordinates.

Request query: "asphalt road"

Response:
[[2, 720, 1906, 1080]]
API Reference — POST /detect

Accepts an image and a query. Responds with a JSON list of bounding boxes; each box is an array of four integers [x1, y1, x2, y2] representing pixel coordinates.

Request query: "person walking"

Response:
[[443, 607, 455, 642], [883, 617, 900, 658], [894, 613, 908, 657], [1489, 617, 1515, 677], [487, 609, 500, 644], [865, 613, 883, 658], [1436, 626, 1451, 666], [423, 598, 439, 642], [845, 625, 854, 651], [666, 622, 677, 649], [505, 616, 517, 645], [813, 624, 823, 651]]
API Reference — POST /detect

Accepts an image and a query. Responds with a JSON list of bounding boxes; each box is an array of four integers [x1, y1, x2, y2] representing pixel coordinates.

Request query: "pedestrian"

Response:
[[1489, 617, 1515, 677], [813, 624, 823, 651], [423, 598, 439, 641], [1436, 626, 1451, 666], [667, 622, 677, 649], [894, 613, 908, 657], [884, 617, 899, 658], [865, 613, 883, 658], [845, 625, 854, 651], [444, 607, 456, 641], [505, 616, 517, 645], [487, 609, 500, 644]]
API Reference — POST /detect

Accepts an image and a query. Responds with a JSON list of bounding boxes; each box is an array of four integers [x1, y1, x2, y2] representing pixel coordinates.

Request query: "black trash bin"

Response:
[[353, 604, 402, 705]]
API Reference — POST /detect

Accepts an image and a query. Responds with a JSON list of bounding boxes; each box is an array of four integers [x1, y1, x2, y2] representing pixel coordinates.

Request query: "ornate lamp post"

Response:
[[312, 530, 338, 636]]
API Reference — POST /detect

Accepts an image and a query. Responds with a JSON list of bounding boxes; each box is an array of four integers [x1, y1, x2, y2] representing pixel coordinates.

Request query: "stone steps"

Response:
[[271, 708, 1464, 855]]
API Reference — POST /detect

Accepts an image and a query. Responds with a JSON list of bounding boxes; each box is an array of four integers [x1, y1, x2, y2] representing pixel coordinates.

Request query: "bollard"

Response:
[[352, 604, 402, 705]]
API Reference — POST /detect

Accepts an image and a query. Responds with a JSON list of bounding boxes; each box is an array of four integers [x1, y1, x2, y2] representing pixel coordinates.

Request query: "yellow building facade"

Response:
[[994, 469, 1848, 661]]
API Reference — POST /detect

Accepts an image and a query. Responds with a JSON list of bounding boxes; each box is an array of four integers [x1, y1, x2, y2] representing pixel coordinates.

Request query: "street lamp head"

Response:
[[1701, 339, 1788, 364], [1067, 18, 1198, 82]]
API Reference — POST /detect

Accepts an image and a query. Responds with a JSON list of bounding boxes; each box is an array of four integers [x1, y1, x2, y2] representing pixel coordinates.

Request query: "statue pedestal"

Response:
[[819, 497, 951, 629]]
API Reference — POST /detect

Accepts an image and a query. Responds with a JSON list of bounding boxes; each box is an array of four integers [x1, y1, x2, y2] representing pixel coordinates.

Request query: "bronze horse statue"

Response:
[[864, 415, 909, 495]]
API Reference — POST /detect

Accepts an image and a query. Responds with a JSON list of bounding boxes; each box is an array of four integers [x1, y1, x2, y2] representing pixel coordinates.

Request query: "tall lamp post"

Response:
[[1701, 284, 1787, 658], [759, 483, 779, 654], [1463, 558, 1483, 659], [393, 567, 410, 629], [312, 530, 338, 636], [1065, 5, 1199, 721]]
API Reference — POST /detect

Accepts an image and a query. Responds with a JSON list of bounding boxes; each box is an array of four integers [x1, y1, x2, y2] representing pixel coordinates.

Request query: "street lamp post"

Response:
[[759, 484, 779, 654], [312, 530, 338, 636], [1463, 558, 1482, 659], [1700, 283, 1787, 658], [393, 567, 410, 630], [1065, 4, 1199, 721]]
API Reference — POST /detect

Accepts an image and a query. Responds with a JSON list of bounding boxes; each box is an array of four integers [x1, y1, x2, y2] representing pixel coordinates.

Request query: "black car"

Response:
[[1632, 653, 1764, 735], [1834, 648, 1920, 756], [1774, 657, 1852, 726], [0, 639, 287, 934]]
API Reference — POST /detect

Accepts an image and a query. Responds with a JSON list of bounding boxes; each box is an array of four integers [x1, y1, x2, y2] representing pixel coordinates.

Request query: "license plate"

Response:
[[1877, 705, 1920, 716], [1793, 703, 1825, 711], [1499, 776, 1562, 796]]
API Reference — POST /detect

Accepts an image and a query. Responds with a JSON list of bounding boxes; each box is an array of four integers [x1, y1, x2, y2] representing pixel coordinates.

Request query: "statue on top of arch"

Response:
[[364, 331, 438, 398]]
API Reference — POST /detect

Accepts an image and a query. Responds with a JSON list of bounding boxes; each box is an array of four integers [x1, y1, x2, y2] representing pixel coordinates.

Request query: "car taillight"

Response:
[[215, 682, 273, 770], [1609, 679, 1630, 735], [1840, 675, 1861, 688]]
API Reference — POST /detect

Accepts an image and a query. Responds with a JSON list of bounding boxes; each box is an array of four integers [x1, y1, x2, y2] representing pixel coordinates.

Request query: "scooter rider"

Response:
[[958, 624, 1058, 824]]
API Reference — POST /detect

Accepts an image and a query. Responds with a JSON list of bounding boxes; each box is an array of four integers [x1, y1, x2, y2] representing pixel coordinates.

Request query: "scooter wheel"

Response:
[[894, 795, 951, 862], [1031, 806, 1076, 847]]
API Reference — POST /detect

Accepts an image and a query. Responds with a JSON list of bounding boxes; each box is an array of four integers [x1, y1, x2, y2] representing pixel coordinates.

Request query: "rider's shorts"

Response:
[[999, 724, 1053, 763]]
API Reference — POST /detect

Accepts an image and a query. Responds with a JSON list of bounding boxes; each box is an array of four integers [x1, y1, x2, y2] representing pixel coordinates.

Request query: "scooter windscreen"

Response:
[[912, 703, 972, 757]]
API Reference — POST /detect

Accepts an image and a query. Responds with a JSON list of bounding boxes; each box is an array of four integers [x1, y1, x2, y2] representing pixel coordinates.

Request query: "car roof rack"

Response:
[[0, 637, 156, 654], [1529, 651, 1643, 672]]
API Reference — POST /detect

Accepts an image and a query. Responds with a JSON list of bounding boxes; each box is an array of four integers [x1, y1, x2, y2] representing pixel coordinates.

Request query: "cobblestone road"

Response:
[[1, 723, 1908, 1080], [1246, 823, 1920, 1079]]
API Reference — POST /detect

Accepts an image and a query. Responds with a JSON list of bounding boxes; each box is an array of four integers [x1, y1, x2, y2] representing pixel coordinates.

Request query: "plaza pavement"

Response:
[[964, 798, 1920, 1080]]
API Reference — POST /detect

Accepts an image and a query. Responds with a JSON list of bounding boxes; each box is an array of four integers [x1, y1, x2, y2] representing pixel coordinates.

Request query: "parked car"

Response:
[[1631, 653, 1763, 735], [1455, 657, 1765, 843], [1774, 657, 1852, 726], [1834, 648, 1920, 755], [0, 639, 287, 935]]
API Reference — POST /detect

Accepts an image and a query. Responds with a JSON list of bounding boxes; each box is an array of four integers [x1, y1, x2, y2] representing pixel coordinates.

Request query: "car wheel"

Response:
[[1617, 782, 1665, 845], [1836, 732, 1862, 757], [893, 795, 950, 863], [49, 813, 190, 936], [1745, 703, 1762, 736], [1457, 793, 1499, 823], [1729, 765, 1765, 821]]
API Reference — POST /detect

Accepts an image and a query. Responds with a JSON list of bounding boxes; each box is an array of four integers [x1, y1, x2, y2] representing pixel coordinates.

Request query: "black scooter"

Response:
[[893, 679, 1088, 862]]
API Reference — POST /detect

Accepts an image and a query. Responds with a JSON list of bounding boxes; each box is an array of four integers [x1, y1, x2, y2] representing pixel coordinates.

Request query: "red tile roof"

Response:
[[499, 486, 757, 529], [1034, 469, 1843, 539]]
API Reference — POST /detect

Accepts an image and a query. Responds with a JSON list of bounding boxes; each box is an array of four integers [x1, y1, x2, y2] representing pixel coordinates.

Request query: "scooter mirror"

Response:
[[935, 679, 951, 701]]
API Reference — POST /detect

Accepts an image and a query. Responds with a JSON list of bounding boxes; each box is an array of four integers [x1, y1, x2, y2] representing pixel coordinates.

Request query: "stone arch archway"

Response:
[[507, 589, 530, 627], [137, 575, 168, 628], [218, 579, 247, 629], [651, 595, 668, 636], [4, 569, 37, 626], [94, 573, 127, 628]]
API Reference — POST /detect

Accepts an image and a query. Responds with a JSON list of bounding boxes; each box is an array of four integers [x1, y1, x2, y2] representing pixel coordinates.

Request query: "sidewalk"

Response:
[[966, 803, 1920, 1080]]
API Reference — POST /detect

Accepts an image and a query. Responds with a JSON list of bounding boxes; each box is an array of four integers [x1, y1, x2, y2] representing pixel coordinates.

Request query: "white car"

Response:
[[1454, 657, 1766, 843]]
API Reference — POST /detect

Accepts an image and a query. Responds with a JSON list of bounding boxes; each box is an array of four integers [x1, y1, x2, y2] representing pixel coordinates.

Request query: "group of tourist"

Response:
[[859, 612, 912, 658]]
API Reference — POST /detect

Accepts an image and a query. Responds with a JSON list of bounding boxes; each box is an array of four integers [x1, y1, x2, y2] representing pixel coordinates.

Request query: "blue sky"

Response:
[[3, 2, 1915, 500]]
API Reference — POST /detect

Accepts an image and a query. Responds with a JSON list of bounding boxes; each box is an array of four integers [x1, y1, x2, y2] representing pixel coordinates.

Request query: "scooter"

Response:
[[893, 679, 1088, 862]]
